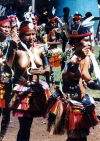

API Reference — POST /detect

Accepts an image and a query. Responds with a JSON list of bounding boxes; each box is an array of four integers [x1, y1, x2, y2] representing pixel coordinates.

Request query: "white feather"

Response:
[[82, 16, 95, 27], [89, 51, 100, 88], [82, 21, 95, 27], [56, 16, 64, 27], [0, 5, 6, 15], [24, 12, 33, 22], [52, 6, 56, 15]]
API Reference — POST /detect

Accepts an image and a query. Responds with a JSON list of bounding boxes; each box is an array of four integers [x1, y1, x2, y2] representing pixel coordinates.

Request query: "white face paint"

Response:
[[83, 41, 89, 47], [74, 36, 91, 57], [79, 36, 91, 56], [80, 36, 91, 48]]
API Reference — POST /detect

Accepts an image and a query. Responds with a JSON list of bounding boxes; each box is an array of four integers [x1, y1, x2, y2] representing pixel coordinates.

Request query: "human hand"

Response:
[[29, 68, 46, 75], [12, 34, 20, 45]]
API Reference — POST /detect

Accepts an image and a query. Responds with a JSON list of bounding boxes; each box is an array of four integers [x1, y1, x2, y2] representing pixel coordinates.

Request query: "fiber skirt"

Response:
[[48, 94, 98, 138], [10, 80, 51, 117], [0, 83, 12, 108]]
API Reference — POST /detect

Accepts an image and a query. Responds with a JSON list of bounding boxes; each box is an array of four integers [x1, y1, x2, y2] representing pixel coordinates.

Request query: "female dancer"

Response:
[[9, 21, 51, 141]]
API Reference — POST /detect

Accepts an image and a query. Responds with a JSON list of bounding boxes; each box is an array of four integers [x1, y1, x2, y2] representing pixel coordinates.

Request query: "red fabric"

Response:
[[0, 99, 5, 108], [0, 83, 6, 108], [0, 18, 11, 25], [74, 16, 82, 21], [9, 15, 16, 20], [49, 16, 57, 22], [20, 26, 30, 33], [65, 102, 98, 131], [70, 32, 92, 38], [10, 88, 50, 117]]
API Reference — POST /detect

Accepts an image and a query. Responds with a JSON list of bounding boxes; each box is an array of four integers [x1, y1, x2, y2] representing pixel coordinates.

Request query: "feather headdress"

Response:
[[0, 5, 6, 16], [69, 15, 95, 38], [82, 16, 95, 27]]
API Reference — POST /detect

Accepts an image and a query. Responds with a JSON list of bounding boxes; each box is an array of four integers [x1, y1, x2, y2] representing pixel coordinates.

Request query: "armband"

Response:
[[41, 55, 50, 66], [87, 80, 98, 89]]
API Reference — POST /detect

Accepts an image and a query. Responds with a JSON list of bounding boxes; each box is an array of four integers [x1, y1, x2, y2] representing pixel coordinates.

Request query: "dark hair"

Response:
[[19, 21, 31, 30], [85, 12, 92, 18], [19, 21, 32, 39], [0, 16, 11, 26], [0, 16, 8, 21], [45, 22, 54, 34], [69, 37, 83, 46]]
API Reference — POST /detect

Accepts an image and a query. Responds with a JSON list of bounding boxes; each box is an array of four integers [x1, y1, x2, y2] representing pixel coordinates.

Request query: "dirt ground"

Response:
[[2, 101, 100, 141]]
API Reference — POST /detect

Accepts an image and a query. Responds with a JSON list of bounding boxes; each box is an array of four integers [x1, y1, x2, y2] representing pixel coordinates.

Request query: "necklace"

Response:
[[20, 41, 37, 75]]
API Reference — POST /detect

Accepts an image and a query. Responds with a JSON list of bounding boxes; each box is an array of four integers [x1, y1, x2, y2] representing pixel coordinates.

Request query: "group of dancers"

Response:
[[0, 11, 99, 141]]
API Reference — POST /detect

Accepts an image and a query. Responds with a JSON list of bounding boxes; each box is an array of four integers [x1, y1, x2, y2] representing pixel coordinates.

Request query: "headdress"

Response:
[[20, 21, 35, 34], [49, 16, 58, 23], [69, 12, 95, 38], [0, 16, 11, 25], [73, 13, 83, 21], [69, 25, 92, 38]]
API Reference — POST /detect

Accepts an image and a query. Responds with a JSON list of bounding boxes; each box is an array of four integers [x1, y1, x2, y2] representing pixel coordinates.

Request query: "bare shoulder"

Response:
[[79, 56, 90, 69], [16, 49, 27, 56], [34, 44, 44, 54], [84, 56, 91, 64], [80, 56, 90, 70]]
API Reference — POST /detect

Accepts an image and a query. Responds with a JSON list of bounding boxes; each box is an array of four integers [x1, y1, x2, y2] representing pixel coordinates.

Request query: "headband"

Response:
[[0, 18, 11, 25], [20, 23, 34, 33]]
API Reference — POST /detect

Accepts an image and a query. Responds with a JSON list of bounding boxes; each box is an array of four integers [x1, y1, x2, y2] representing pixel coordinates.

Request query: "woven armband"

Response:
[[87, 80, 97, 89]]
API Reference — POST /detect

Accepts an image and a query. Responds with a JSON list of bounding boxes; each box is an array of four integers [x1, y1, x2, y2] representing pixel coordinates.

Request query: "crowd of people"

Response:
[[0, 1, 99, 141]]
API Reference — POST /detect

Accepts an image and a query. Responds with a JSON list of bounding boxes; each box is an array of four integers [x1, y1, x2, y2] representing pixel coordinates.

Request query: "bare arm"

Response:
[[80, 56, 92, 81], [7, 34, 20, 67], [62, 55, 80, 81], [6, 41, 18, 67]]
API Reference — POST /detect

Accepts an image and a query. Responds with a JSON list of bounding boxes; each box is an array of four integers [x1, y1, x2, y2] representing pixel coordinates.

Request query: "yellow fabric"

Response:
[[0, 84, 5, 99]]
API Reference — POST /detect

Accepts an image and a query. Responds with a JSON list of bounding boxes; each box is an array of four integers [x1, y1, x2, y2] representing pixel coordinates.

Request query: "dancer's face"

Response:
[[23, 29, 36, 47], [0, 22, 11, 37], [75, 36, 91, 57]]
